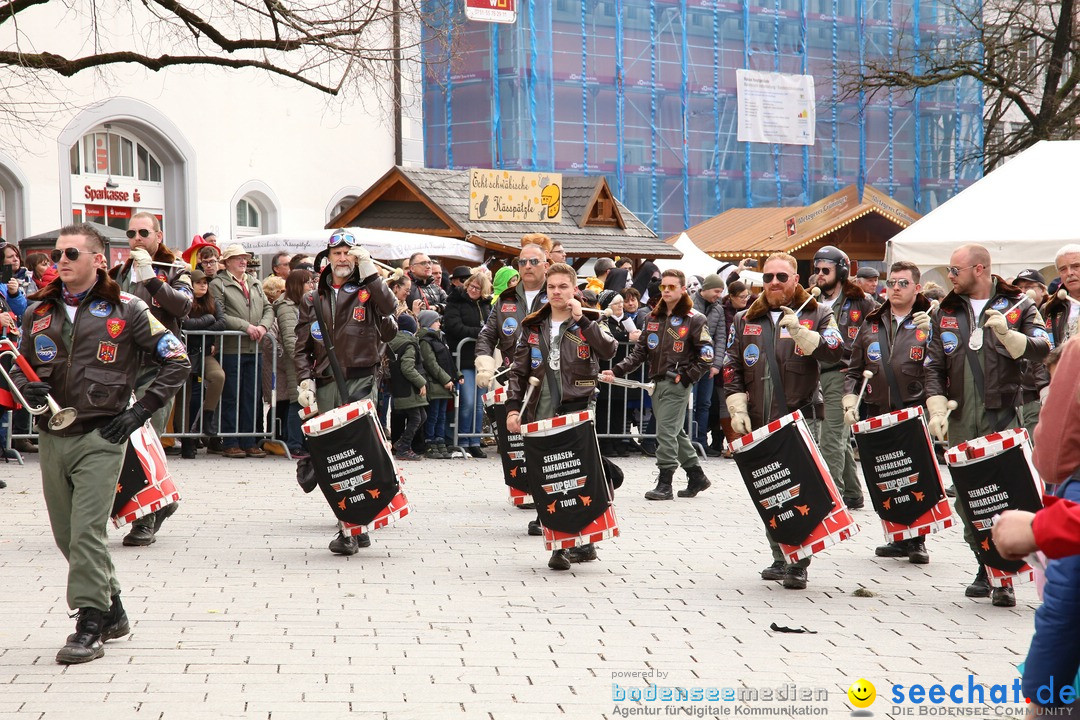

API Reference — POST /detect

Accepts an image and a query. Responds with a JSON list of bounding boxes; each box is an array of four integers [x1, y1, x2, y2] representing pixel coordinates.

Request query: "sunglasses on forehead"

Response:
[[763, 272, 790, 284], [126, 228, 152, 239], [328, 230, 357, 247]]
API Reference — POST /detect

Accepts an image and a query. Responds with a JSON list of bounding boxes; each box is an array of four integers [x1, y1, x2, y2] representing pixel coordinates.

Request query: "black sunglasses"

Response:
[[885, 279, 911, 288], [763, 272, 790, 284], [126, 228, 152, 239], [517, 258, 544, 267], [814, 266, 832, 275], [51, 247, 91, 263]]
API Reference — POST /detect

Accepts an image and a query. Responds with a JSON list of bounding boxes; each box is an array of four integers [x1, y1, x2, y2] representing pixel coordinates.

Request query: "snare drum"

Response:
[[111, 423, 180, 528], [483, 387, 530, 505], [853, 406, 953, 542], [302, 399, 410, 532], [521, 411, 619, 551], [731, 410, 859, 563], [945, 429, 1043, 588]]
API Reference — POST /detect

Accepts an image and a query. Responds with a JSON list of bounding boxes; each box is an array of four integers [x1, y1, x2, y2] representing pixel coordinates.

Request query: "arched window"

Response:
[[330, 194, 358, 221], [0, 188, 6, 239], [235, 197, 262, 236], [70, 126, 163, 183]]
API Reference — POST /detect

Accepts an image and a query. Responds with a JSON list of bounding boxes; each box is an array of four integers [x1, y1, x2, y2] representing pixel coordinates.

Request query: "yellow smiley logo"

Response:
[[847, 678, 876, 709]]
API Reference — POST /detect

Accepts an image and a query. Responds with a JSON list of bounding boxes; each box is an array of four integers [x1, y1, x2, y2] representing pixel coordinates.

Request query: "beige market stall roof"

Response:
[[329, 166, 681, 260], [671, 185, 921, 260]]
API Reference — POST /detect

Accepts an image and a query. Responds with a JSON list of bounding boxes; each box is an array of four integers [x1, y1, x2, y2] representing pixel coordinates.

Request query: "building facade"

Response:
[[0, 5, 421, 252], [422, 0, 983, 238]]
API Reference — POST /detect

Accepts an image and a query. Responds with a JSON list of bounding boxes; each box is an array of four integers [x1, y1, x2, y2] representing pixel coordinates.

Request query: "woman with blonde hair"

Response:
[[444, 268, 493, 457]]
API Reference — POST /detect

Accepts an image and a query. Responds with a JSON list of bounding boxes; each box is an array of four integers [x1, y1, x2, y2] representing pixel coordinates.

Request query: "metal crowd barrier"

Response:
[[447, 337, 699, 458], [4, 329, 288, 462]]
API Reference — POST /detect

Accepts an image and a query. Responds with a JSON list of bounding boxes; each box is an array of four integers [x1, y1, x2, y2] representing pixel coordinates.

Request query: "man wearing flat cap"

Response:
[[854, 266, 882, 303], [1012, 268, 1050, 439]]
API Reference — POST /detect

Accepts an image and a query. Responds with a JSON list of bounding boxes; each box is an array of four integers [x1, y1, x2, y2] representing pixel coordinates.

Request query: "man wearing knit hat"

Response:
[[691, 274, 726, 456], [294, 229, 399, 555]]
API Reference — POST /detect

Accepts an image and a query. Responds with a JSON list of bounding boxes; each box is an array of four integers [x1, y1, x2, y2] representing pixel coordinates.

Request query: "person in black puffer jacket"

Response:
[[443, 270, 492, 456]]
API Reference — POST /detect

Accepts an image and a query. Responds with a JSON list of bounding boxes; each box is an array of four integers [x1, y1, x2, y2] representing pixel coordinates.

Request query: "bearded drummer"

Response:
[[924, 243, 1050, 607], [504, 262, 618, 571], [722, 252, 844, 590], [843, 261, 934, 564], [293, 230, 398, 556]]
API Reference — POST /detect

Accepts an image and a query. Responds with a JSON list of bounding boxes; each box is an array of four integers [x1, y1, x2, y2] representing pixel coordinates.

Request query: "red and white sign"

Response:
[[465, 0, 516, 24]]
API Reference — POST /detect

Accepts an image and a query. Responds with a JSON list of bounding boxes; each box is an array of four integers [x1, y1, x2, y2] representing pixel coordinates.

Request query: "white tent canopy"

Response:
[[886, 141, 1078, 286], [655, 233, 720, 277], [237, 228, 484, 263]]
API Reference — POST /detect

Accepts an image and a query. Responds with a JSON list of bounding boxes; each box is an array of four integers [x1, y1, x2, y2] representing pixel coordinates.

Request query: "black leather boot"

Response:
[[644, 468, 675, 500], [678, 465, 712, 497], [56, 608, 106, 664]]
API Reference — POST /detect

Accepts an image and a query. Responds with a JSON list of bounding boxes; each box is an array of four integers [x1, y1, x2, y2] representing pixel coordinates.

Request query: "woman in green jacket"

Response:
[[387, 313, 428, 461]]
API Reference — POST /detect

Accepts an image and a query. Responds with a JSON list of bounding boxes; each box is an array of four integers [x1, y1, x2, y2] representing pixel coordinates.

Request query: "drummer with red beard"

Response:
[[505, 262, 618, 570], [722, 252, 844, 590]]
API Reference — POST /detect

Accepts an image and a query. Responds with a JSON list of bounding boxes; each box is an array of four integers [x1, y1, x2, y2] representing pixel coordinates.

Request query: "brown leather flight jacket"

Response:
[[844, 294, 932, 412], [821, 280, 878, 369], [924, 276, 1051, 412], [476, 283, 548, 363], [505, 304, 618, 422], [612, 293, 713, 384], [12, 271, 190, 436], [108, 244, 193, 337], [722, 285, 844, 428], [294, 266, 398, 386]]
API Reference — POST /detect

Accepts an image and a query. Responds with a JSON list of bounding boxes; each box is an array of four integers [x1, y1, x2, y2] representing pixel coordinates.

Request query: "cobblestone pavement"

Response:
[[0, 450, 1041, 719]]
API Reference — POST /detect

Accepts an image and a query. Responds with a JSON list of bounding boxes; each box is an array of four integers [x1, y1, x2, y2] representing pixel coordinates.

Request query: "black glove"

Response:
[[21, 381, 52, 410], [100, 402, 153, 444]]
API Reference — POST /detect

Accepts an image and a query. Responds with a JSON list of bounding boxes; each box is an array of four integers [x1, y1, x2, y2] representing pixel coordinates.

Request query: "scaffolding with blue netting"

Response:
[[422, 0, 982, 238]]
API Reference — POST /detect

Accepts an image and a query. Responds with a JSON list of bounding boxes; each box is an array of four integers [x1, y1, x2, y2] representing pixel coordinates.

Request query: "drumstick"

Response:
[[520, 376, 541, 410], [1057, 289, 1080, 306], [600, 376, 656, 395], [795, 286, 822, 315], [1001, 289, 1037, 318], [854, 370, 873, 407]]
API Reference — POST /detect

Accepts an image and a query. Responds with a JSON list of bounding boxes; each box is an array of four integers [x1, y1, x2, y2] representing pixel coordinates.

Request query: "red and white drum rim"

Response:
[[730, 410, 802, 453], [545, 526, 619, 551], [115, 490, 181, 527], [483, 387, 506, 407], [852, 405, 924, 435], [301, 398, 378, 437], [944, 428, 1030, 465], [521, 410, 593, 436]]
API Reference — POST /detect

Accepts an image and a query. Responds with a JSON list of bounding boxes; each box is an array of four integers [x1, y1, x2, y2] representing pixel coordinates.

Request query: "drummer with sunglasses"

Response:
[[722, 252, 845, 590], [108, 212, 193, 547], [844, 261, 934, 564], [925, 243, 1051, 607], [293, 229, 398, 556]]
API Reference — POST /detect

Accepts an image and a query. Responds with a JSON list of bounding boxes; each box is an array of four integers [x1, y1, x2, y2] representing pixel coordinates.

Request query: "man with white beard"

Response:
[[294, 230, 398, 556]]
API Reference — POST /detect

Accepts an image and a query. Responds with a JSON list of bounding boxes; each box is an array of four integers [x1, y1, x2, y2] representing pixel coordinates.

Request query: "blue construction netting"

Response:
[[422, 0, 983, 238]]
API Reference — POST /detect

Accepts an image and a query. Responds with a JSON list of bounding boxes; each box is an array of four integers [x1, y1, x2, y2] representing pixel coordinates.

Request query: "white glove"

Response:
[[912, 311, 931, 330], [348, 245, 378, 278], [297, 379, 317, 411], [983, 309, 1028, 359], [780, 307, 821, 354], [926, 394, 949, 442], [130, 248, 156, 283], [842, 393, 860, 426], [726, 392, 752, 437], [475, 354, 497, 389]]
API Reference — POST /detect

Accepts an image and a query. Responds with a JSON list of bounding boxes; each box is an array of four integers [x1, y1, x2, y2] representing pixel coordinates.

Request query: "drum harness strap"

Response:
[[760, 314, 789, 418], [312, 291, 357, 404], [875, 319, 905, 412]]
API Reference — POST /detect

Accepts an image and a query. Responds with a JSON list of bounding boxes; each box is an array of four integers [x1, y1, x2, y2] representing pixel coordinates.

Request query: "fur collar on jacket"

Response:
[[745, 284, 816, 321], [30, 268, 122, 305], [649, 293, 693, 320], [939, 275, 1022, 314]]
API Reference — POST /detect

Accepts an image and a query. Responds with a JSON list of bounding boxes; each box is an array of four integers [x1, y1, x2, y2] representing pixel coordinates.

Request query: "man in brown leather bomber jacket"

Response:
[[11, 223, 189, 665], [603, 269, 714, 502], [722, 252, 844, 591]]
